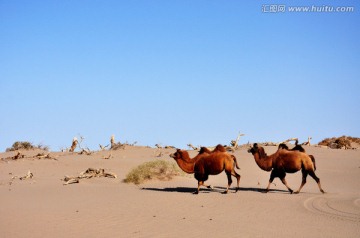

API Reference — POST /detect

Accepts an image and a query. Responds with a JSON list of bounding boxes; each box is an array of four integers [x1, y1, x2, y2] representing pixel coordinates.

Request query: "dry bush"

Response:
[[6, 141, 35, 151], [123, 160, 184, 185], [318, 136, 360, 149], [36, 143, 50, 151], [111, 142, 125, 150], [6, 141, 50, 152]]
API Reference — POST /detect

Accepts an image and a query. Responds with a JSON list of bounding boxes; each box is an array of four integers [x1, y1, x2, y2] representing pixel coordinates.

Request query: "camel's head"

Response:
[[247, 143, 259, 154], [169, 149, 183, 160]]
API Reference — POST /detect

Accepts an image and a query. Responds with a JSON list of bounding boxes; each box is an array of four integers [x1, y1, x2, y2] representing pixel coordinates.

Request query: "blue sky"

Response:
[[1, 0, 359, 151]]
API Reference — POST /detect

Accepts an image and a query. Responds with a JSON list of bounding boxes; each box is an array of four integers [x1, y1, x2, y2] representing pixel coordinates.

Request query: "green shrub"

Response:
[[124, 160, 184, 185]]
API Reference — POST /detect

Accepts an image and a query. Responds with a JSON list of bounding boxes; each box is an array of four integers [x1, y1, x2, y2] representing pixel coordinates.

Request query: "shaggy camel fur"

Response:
[[170, 149, 241, 194], [248, 143, 325, 194], [278, 142, 317, 170]]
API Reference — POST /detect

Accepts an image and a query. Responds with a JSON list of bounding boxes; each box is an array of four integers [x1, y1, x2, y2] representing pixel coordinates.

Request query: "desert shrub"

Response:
[[110, 142, 125, 150], [6, 141, 35, 151], [318, 136, 359, 149], [6, 141, 50, 152], [36, 143, 50, 151], [124, 160, 184, 185]]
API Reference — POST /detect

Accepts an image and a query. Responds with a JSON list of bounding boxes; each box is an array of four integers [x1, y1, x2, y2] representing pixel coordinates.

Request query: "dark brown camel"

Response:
[[248, 143, 324, 194], [278, 140, 317, 170], [170, 149, 241, 194]]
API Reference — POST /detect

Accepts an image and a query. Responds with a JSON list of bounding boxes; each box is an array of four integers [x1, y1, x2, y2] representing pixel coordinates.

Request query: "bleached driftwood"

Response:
[[99, 144, 110, 151], [2, 152, 25, 161], [187, 144, 199, 151], [110, 135, 116, 148], [78, 148, 92, 155], [63, 168, 117, 185], [69, 137, 78, 152], [33, 153, 58, 160], [280, 138, 298, 144], [230, 132, 245, 149], [301, 137, 312, 146], [12, 170, 33, 180]]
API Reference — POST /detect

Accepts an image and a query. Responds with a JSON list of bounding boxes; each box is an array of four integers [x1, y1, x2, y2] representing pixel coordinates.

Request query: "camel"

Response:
[[278, 140, 317, 170], [170, 149, 241, 194], [198, 144, 227, 154], [248, 143, 324, 194]]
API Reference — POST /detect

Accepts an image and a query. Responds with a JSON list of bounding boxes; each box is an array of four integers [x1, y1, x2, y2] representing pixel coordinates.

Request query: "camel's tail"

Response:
[[231, 155, 240, 170], [309, 155, 316, 171]]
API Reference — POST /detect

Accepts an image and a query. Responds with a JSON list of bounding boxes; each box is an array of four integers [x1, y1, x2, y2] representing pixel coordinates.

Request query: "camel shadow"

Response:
[[142, 186, 289, 194], [142, 187, 211, 194], [215, 186, 290, 194]]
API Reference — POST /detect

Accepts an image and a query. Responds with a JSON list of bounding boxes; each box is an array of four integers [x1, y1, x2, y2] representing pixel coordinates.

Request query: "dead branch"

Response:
[[33, 153, 58, 160], [78, 148, 92, 155], [280, 138, 298, 144], [99, 144, 110, 151], [69, 137, 78, 152], [12, 170, 33, 180], [102, 153, 112, 159], [110, 135, 116, 148], [230, 132, 245, 149], [63, 168, 117, 185], [187, 144, 199, 151], [301, 137, 312, 146], [1, 152, 25, 161], [155, 144, 163, 149]]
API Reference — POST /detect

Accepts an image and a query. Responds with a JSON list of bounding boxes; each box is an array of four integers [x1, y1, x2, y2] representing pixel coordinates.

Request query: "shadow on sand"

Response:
[[141, 186, 289, 194]]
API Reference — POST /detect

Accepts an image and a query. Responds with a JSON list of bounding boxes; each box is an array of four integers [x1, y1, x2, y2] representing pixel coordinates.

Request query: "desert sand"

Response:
[[1, 145, 359, 238]]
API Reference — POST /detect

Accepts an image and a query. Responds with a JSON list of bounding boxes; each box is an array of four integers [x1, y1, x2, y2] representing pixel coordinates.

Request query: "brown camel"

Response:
[[170, 149, 241, 194], [278, 140, 317, 170], [198, 144, 227, 154], [248, 143, 324, 194]]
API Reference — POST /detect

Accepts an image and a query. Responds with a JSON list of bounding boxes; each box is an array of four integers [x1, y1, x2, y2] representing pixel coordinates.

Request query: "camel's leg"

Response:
[[194, 181, 203, 194], [294, 170, 308, 194], [280, 177, 293, 194], [195, 181, 213, 194], [278, 171, 293, 194], [199, 181, 213, 190], [266, 170, 278, 192], [231, 170, 241, 192], [308, 171, 325, 193], [223, 173, 232, 194]]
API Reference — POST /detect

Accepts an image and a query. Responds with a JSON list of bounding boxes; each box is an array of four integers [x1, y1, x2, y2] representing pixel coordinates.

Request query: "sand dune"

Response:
[[1, 146, 359, 237]]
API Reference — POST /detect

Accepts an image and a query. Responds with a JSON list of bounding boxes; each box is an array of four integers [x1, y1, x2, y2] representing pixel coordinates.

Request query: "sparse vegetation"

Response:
[[318, 136, 360, 149], [124, 160, 184, 185], [6, 141, 49, 152]]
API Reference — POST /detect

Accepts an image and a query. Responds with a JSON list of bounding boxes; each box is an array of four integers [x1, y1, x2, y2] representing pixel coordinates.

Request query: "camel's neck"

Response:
[[173, 158, 195, 174], [253, 153, 273, 172]]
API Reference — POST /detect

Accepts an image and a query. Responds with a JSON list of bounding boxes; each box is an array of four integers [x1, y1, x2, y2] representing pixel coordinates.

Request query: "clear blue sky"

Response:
[[1, 0, 359, 151]]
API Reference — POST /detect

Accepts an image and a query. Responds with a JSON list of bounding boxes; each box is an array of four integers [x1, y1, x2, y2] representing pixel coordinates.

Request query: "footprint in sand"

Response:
[[304, 195, 360, 222]]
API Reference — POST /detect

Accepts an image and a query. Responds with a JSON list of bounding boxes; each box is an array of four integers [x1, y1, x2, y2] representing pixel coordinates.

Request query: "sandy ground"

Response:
[[1, 145, 359, 238]]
